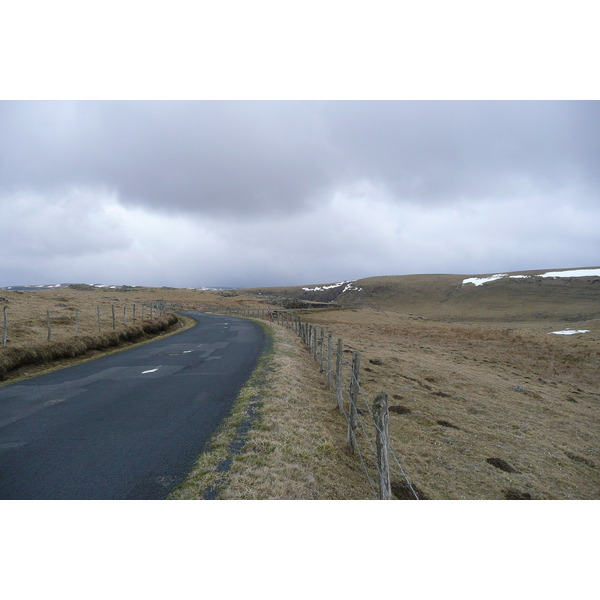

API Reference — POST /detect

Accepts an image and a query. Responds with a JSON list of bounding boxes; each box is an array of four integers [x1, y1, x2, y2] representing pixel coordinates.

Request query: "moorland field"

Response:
[[2, 268, 599, 499]]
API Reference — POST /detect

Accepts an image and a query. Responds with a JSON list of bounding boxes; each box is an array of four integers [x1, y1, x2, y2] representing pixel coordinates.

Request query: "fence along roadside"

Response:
[[1, 300, 170, 347], [211, 306, 420, 500]]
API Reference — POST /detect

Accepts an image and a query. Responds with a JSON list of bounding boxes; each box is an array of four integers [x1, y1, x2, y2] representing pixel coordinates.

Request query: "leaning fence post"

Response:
[[373, 392, 392, 500], [347, 351, 360, 454]]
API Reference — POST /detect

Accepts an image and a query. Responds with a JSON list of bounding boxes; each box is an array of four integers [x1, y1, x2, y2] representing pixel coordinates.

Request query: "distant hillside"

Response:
[[242, 267, 600, 321]]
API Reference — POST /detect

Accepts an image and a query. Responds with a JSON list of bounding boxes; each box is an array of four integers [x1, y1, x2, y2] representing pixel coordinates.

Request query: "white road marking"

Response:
[[142, 367, 161, 374]]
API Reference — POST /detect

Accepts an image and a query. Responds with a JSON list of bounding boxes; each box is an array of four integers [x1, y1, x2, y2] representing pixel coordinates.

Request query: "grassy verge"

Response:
[[0, 313, 195, 385], [169, 320, 374, 500]]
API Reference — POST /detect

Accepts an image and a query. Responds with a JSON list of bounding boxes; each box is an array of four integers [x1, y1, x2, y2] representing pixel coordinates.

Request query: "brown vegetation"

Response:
[[169, 324, 374, 500], [0, 285, 266, 381], [297, 307, 600, 499], [0, 314, 179, 381], [3, 272, 599, 499]]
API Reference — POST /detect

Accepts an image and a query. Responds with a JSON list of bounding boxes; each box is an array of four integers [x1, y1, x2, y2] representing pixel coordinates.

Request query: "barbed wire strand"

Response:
[[346, 360, 420, 500], [333, 348, 419, 499]]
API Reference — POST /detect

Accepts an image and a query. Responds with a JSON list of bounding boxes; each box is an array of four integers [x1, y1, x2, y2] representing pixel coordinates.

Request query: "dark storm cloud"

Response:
[[1, 101, 598, 219]]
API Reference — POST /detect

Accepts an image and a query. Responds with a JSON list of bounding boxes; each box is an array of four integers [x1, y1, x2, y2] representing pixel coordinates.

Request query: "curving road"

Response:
[[0, 312, 265, 499]]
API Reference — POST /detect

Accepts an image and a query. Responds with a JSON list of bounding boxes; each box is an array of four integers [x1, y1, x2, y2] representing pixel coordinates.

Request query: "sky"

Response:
[[1, 100, 598, 288], [1, 3, 599, 290]]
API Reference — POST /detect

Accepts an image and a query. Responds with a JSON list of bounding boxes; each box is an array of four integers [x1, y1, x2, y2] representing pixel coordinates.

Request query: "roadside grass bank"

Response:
[[169, 320, 375, 500], [0, 313, 193, 384]]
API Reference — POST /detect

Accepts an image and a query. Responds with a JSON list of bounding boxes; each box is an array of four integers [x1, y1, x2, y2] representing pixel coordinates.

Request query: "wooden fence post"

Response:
[[335, 338, 344, 412], [123, 305, 127, 325], [75, 309, 79, 335], [133, 303, 136, 322], [319, 327, 325, 372], [373, 392, 392, 500], [2, 305, 7, 347], [111, 305, 116, 330], [326, 333, 333, 389], [97, 306, 101, 332], [46, 310, 51, 341], [347, 351, 360, 454]]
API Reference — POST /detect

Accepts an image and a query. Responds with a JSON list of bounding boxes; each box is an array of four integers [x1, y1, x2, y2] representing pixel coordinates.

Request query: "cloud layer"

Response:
[[1, 101, 599, 287]]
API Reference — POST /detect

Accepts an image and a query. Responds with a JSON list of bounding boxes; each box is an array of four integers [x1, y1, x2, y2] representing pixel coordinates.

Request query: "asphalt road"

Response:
[[0, 311, 265, 500]]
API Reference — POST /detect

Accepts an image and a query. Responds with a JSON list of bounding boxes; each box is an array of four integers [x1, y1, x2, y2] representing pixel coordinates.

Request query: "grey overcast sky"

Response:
[[1, 100, 599, 288], [1, 2, 599, 289]]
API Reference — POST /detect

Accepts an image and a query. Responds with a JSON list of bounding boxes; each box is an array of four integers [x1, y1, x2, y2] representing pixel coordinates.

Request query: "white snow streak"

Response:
[[540, 268, 600, 278], [301, 280, 363, 293], [548, 329, 590, 335], [462, 268, 600, 286]]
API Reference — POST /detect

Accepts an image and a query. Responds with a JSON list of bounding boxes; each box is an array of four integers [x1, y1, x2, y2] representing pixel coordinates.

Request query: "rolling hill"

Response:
[[242, 267, 600, 322]]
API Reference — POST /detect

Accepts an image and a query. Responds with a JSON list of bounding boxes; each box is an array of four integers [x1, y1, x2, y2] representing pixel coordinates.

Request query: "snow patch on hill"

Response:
[[462, 268, 600, 287], [302, 280, 363, 293], [549, 329, 590, 335]]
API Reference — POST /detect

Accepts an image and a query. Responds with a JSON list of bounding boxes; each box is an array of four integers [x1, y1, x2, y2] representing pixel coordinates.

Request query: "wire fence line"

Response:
[[211, 306, 420, 500], [1, 300, 171, 347]]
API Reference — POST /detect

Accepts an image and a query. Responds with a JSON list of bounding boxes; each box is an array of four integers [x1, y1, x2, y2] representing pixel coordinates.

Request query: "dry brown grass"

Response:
[[0, 286, 267, 381], [0, 286, 265, 347], [0, 314, 180, 382], [4, 282, 599, 500], [169, 322, 374, 500], [298, 308, 600, 499]]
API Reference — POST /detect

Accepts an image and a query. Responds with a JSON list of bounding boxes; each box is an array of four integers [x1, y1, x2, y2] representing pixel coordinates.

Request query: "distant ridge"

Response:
[[0, 283, 221, 292], [242, 267, 600, 322]]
